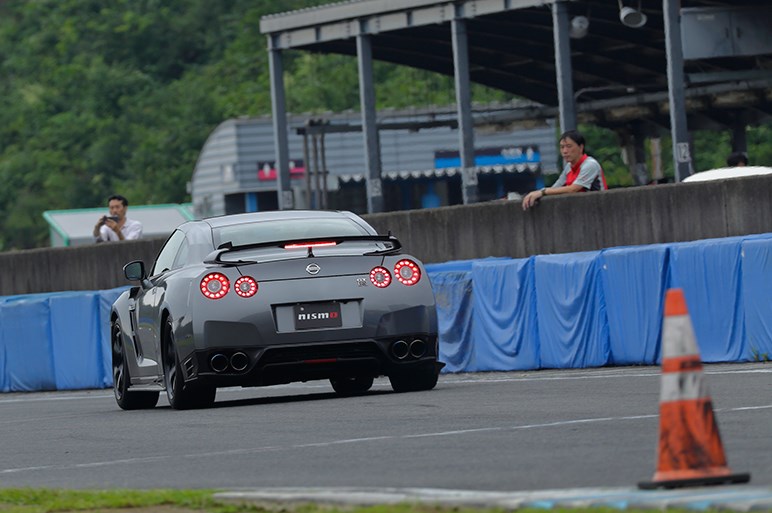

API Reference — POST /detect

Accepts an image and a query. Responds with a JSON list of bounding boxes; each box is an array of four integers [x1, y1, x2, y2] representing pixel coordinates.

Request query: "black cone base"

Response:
[[638, 472, 751, 490]]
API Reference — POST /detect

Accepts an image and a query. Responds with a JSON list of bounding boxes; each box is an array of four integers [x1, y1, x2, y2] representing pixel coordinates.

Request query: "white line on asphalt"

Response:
[[1, 365, 769, 405], [1, 404, 770, 476], [0, 393, 113, 404]]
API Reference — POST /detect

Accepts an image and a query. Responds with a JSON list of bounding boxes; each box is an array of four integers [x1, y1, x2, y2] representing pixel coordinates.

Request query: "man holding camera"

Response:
[[93, 194, 143, 242]]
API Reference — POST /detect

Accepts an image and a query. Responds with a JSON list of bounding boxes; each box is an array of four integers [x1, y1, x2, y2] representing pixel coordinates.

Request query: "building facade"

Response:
[[190, 105, 559, 218]]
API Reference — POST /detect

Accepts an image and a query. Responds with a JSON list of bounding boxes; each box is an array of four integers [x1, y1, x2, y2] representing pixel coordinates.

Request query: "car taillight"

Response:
[[234, 276, 258, 298], [394, 259, 421, 286], [200, 273, 230, 299], [369, 266, 392, 288], [284, 241, 337, 249]]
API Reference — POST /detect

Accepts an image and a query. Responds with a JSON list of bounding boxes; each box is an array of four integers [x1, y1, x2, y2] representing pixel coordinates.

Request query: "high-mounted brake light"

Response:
[[200, 273, 230, 299], [394, 259, 421, 286], [234, 276, 258, 298], [369, 266, 392, 288], [284, 241, 337, 249]]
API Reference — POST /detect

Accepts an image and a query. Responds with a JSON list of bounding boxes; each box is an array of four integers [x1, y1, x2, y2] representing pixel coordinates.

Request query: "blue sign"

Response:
[[434, 145, 540, 168]]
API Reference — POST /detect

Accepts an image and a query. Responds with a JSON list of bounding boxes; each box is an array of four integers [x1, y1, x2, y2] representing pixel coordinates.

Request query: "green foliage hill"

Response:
[[0, 0, 768, 250]]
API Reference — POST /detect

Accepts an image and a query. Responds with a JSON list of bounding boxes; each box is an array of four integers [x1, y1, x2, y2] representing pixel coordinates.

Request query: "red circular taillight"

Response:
[[394, 259, 421, 286], [369, 266, 392, 288], [234, 276, 258, 298], [200, 273, 230, 299]]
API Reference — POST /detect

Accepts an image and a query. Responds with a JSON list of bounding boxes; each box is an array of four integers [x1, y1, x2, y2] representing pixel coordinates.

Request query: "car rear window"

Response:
[[213, 217, 370, 249]]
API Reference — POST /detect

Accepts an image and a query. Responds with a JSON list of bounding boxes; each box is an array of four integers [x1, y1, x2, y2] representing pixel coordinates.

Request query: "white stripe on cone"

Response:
[[662, 315, 700, 359]]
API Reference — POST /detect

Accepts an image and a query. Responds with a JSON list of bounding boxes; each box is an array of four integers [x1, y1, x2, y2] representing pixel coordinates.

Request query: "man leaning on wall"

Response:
[[521, 130, 607, 210]]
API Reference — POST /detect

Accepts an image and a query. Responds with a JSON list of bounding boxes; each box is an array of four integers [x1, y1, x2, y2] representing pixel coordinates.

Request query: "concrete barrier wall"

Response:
[[0, 238, 166, 295], [364, 175, 772, 264], [1, 175, 770, 295]]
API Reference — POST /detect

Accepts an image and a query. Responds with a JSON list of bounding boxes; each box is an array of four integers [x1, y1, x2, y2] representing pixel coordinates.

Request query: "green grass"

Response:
[[0, 489, 751, 513], [0, 489, 218, 513]]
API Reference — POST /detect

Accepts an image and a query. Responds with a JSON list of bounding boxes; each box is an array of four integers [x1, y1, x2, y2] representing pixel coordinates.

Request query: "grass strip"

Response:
[[0, 489, 735, 513]]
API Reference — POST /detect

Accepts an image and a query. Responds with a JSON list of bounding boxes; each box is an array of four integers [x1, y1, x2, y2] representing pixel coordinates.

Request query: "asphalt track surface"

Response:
[[1, 363, 770, 507]]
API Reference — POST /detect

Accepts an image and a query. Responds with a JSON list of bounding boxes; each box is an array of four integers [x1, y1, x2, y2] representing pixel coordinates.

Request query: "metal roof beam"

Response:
[[261, 0, 553, 34], [262, 0, 555, 50]]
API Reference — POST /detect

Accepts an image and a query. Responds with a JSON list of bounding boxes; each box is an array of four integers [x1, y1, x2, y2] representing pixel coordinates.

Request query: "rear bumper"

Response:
[[180, 335, 438, 388]]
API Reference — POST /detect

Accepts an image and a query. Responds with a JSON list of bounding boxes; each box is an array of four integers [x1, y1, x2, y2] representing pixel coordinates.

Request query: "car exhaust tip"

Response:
[[409, 339, 427, 358], [230, 351, 249, 372], [210, 353, 229, 373], [391, 340, 409, 360]]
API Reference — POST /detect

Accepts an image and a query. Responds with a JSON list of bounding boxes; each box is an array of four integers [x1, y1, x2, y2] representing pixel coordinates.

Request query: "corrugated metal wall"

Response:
[[191, 106, 559, 218]]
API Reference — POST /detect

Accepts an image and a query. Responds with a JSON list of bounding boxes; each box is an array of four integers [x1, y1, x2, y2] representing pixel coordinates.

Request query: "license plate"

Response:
[[293, 302, 342, 330]]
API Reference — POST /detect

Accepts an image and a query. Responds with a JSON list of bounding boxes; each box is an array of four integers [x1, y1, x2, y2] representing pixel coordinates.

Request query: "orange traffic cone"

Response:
[[638, 288, 750, 490]]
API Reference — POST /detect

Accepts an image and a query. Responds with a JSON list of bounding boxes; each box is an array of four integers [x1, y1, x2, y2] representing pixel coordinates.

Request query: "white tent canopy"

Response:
[[682, 166, 772, 183]]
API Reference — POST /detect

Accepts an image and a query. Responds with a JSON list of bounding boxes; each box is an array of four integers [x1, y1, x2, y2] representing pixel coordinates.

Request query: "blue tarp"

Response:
[[535, 251, 610, 369], [0, 288, 129, 392], [426, 257, 511, 275], [431, 271, 475, 373], [1, 296, 56, 392], [669, 237, 747, 362], [470, 258, 540, 371], [50, 293, 103, 390], [1, 235, 771, 391], [741, 238, 772, 359], [427, 234, 771, 374], [599, 244, 670, 365]]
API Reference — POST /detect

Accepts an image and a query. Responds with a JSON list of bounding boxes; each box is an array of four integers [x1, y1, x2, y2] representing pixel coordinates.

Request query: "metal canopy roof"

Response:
[[261, 0, 772, 130]]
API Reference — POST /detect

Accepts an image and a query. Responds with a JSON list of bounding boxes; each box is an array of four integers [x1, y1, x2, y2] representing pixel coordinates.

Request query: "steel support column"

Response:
[[552, 1, 577, 133], [731, 114, 748, 153], [268, 38, 294, 209], [356, 31, 384, 214], [451, 15, 477, 204], [663, 0, 693, 182]]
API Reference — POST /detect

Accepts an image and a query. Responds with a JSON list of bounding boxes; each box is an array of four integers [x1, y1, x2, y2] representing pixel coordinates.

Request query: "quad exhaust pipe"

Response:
[[391, 340, 409, 360], [230, 352, 249, 372], [409, 339, 426, 358], [210, 353, 229, 373], [210, 352, 250, 373], [391, 338, 428, 360]]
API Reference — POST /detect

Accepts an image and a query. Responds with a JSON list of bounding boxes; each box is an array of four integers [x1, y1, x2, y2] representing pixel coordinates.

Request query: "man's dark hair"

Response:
[[726, 152, 748, 167], [108, 194, 128, 207], [560, 130, 586, 148]]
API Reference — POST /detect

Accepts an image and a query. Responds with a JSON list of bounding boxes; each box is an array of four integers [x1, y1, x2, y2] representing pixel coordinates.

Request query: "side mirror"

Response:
[[123, 260, 146, 281]]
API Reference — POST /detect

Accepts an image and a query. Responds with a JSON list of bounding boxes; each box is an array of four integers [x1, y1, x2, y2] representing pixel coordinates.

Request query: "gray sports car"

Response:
[[110, 210, 440, 410]]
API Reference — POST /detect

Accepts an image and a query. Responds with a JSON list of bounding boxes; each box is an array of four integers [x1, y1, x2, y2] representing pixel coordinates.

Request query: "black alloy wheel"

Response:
[[111, 320, 159, 410], [163, 318, 215, 410]]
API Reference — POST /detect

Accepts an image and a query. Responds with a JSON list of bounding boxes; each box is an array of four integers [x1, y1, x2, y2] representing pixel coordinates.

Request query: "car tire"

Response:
[[163, 318, 216, 410], [111, 320, 159, 410], [330, 376, 374, 396], [389, 365, 439, 393]]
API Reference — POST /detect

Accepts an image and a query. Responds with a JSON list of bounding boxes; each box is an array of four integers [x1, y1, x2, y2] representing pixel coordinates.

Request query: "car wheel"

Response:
[[162, 318, 215, 410], [330, 376, 374, 396], [111, 320, 159, 410], [389, 366, 439, 393]]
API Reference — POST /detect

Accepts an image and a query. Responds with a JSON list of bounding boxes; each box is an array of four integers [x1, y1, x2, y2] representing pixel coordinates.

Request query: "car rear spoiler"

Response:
[[203, 234, 403, 265]]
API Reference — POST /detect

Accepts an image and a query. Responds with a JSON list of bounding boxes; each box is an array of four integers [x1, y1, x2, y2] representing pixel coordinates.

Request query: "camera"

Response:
[[103, 215, 120, 223]]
